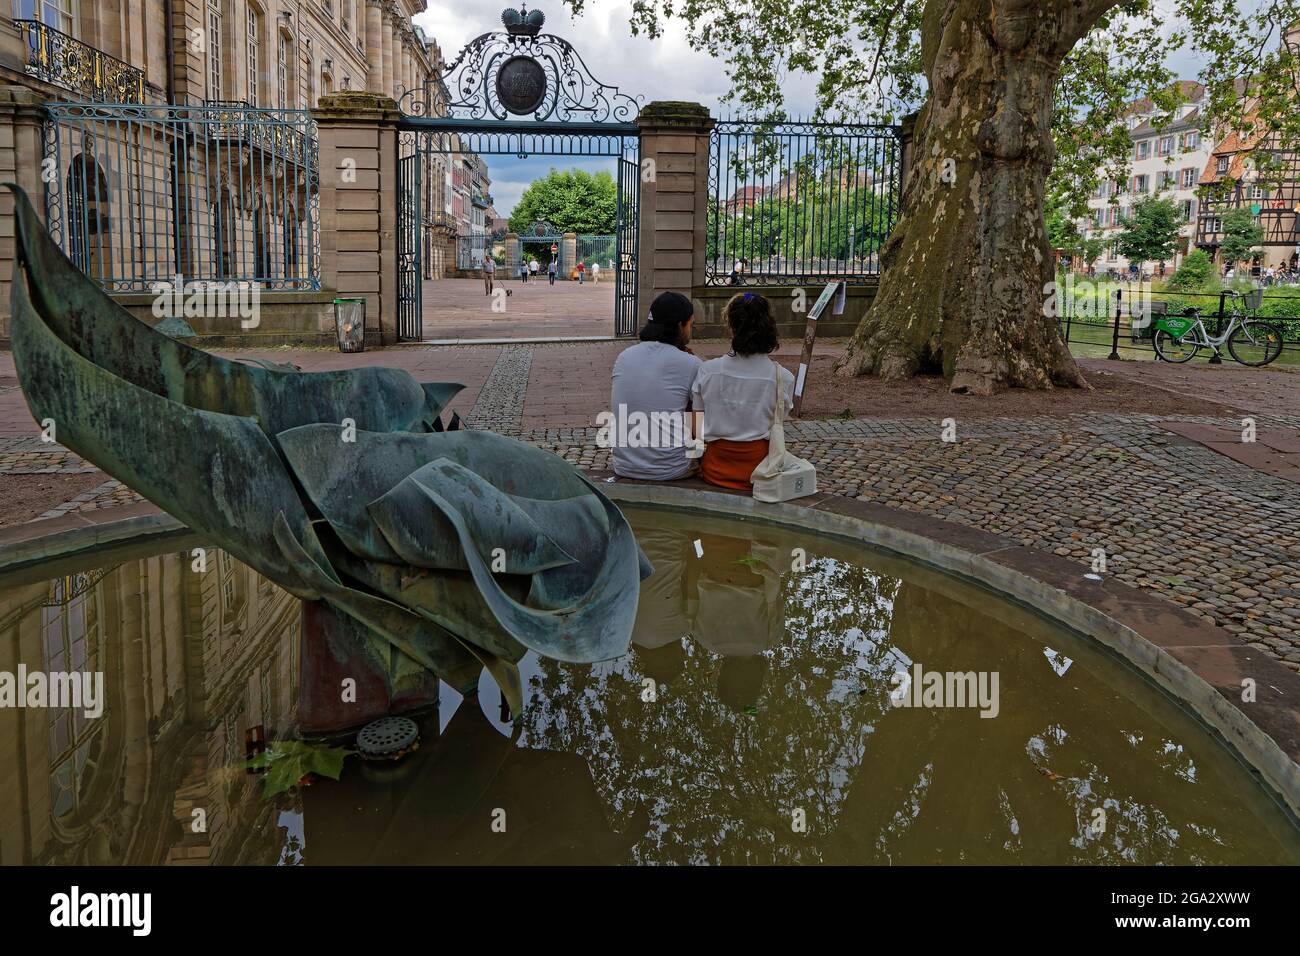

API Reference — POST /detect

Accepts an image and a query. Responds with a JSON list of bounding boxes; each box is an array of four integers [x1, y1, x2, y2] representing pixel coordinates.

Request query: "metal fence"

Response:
[[43, 101, 319, 292], [1057, 280, 1300, 363], [577, 234, 616, 270], [456, 235, 493, 271], [706, 119, 901, 286]]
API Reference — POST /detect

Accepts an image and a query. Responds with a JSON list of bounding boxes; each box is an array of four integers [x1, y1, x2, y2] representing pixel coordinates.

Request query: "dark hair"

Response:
[[724, 292, 778, 356], [639, 291, 694, 347]]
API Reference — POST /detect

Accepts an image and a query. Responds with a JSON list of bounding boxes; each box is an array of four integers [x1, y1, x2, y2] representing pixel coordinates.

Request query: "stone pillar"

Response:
[[0, 87, 50, 346], [366, 0, 383, 92], [504, 233, 520, 278], [635, 101, 715, 321], [382, 6, 396, 98], [313, 92, 401, 346], [561, 232, 577, 279]]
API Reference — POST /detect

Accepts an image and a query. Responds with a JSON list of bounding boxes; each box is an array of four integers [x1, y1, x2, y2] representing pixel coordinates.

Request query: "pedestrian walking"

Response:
[[548, 258, 557, 285], [591, 261, 601, 284], [529, 258, 539, 281], [578, 260, 586, 284], [482, 254, 496, 295], [519, 258, 528, 283]]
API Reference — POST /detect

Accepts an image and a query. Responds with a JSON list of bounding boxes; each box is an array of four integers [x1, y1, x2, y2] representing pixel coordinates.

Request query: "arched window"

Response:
[[276, 29, 289, 109], [206, 0, 223, 99], [284, 201, 299, 278], [253, 196, 270, 280], [246, 5, 262, 106], [214, 187, 235, 279], [43, 575, 104, 820], [67, 153, 110, 280], [16, 0, 74, 33]]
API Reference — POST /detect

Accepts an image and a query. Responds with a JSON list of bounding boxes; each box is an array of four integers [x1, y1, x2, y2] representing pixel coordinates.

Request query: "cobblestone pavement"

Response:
[[2, 345, 1299, 674]]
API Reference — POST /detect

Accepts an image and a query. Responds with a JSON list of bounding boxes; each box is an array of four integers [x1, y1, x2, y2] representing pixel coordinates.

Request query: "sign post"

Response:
[[791, 281, 846, 418]]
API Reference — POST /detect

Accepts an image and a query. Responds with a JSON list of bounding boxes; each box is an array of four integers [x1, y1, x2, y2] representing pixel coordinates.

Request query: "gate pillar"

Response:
[[313, 92, 401, 346], [504, 232, 521, 277], [635, 101, 714, 324], [0, 87, 49, 346], [561, 232, 577, 277]]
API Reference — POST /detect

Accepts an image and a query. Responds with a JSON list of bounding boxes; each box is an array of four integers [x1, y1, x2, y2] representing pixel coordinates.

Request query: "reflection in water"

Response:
[[0, 511, 1296, 865]]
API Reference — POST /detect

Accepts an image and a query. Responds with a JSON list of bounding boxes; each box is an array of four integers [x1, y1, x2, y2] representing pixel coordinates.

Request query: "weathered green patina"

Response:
[[5, 184, 650, 718]]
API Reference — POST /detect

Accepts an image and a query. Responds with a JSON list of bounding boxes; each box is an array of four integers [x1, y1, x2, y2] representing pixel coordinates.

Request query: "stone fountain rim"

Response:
[[1, 481, 1297, 820]]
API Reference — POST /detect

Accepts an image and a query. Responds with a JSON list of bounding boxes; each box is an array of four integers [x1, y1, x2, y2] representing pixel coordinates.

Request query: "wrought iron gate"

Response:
[[615, 152, 640, 337], [392, 8, 642, 342], [397, 140, 422, 341]]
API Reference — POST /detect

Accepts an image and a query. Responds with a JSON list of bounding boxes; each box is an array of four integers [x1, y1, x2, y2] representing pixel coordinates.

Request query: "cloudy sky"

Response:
[[411, 1, 1270, 216]]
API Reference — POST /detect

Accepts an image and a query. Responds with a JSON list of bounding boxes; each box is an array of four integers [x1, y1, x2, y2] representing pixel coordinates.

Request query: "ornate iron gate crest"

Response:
[[398, 5, 639, 123]]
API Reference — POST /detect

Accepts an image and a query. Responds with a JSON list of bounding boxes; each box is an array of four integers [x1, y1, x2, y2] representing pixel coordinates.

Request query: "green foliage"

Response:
[[1048, 194, 1107, 265], [1115, 196, 1181, 266], [1166, 248, 1214, 291], [245, 740, 354, 799], [573, 0, 1300, 234], [1219, 207, 1264, 266], [508, 168, 617, 235]]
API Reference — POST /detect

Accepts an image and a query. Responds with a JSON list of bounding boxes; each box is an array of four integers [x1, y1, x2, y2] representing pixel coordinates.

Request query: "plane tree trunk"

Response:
[[835, 0, 1120, 394]]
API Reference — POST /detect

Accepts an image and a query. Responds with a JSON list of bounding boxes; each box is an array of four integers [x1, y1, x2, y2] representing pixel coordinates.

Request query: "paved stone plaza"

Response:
[[2, 344, 1298, 675], [419, 275, 618, 341]]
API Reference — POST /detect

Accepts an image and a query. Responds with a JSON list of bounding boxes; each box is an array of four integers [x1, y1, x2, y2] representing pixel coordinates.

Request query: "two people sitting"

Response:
[[608, 290, 794, 490]]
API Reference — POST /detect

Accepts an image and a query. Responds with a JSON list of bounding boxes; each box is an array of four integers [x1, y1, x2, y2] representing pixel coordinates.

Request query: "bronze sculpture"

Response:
[[5, 184, 650, 724]]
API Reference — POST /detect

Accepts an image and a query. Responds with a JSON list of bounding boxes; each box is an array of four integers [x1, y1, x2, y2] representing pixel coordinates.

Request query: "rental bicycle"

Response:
[[1151, 289, 1285, 366]]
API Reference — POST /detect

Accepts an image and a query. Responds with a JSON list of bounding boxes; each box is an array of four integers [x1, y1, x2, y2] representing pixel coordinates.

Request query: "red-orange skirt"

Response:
[[700, 438, 769, 490]]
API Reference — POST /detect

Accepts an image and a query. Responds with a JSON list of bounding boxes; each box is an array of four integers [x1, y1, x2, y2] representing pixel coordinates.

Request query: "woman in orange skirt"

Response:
[[690, 293, 795, 491]]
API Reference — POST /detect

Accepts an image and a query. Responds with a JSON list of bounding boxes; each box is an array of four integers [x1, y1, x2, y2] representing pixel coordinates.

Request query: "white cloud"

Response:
[[413, 1, 822, 116], [486, 178, 532, 218]]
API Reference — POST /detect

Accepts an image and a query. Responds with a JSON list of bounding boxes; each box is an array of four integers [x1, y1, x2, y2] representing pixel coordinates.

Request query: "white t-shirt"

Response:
[[482, 259, 495, 273], [691, 353, 795, 443], [609, 342, 702, 481]]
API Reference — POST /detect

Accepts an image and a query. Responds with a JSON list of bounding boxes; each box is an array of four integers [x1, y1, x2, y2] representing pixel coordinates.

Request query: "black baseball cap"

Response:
[[646, 291, 694, 328]]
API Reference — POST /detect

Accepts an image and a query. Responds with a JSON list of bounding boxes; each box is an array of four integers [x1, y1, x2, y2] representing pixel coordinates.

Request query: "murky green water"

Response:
[[0, 508, 1296, 865]]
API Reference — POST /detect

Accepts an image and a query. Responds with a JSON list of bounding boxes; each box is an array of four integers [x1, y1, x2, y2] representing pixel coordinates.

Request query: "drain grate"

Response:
[[356, 716, 420, 761]]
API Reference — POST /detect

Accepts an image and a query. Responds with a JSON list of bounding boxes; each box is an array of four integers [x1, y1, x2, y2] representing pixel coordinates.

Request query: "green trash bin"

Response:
[[334, 298, 365, 353]]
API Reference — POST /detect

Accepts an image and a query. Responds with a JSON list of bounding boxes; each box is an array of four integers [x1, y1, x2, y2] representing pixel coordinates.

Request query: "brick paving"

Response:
[[420, 275, 617, 341], [1, 344, 1299, 675]]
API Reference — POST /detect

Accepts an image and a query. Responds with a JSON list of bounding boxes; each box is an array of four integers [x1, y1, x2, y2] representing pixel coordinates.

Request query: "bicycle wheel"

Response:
[[1153, 328, 1200, 363], [1226, 320, 1285, 366]]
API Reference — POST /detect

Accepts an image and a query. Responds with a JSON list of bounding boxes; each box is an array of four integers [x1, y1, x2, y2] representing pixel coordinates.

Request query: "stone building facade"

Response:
[[0, 549, 302, 865], [1080, 82, 1214, 276], [0, 1, 487, 345]]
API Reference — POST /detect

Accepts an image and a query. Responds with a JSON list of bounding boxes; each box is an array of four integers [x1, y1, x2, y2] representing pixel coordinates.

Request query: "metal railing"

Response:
[[44, 102, 319, 292], [706, 119, 902, 286], [13, 19, 145, 102], [203, 100, 314, 166], [1057, 279, 1300, 363]]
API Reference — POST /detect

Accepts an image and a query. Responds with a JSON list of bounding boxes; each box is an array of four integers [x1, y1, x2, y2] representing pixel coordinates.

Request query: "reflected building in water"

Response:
[[0, 548, 299, 865]]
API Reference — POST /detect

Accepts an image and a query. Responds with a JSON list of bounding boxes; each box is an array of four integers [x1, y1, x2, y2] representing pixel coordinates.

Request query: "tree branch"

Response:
[[1056, 0, 1124, 53]]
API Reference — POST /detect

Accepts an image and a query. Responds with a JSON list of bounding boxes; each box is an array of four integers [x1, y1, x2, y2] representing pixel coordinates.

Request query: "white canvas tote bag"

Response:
[[749, 363, 817, 503]]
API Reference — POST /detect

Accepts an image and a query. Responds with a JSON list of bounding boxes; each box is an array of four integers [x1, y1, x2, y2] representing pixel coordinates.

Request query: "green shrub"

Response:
[[1166, 249, 1214, 291]]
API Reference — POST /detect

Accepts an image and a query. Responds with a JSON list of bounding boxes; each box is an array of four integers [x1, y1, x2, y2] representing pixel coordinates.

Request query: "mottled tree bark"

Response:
[[835, 0, 1120, 394]]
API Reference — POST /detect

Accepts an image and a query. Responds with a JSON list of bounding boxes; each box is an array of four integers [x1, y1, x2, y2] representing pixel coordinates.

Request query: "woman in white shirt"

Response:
[[690, 293, 795, 490]]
